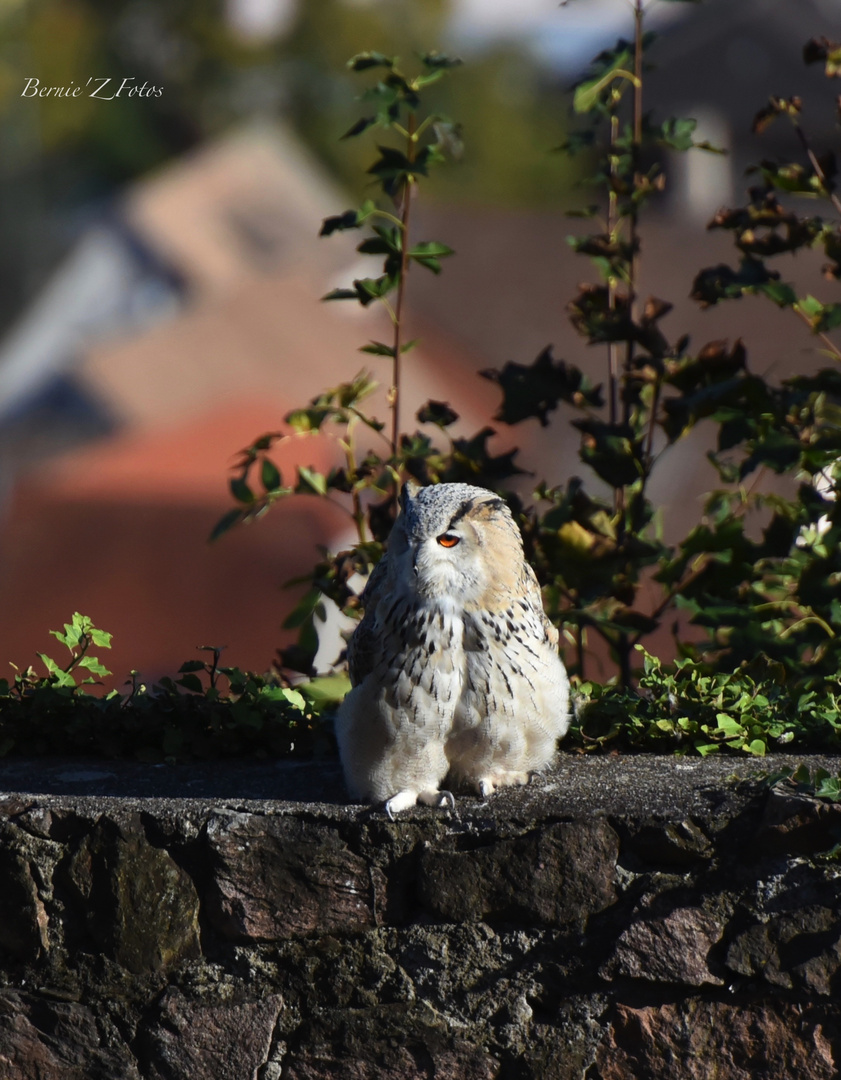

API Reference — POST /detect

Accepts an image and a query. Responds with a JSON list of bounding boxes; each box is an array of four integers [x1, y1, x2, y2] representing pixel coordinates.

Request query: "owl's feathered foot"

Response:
[[385, 788, 456, 819], [477, 771, 530, 799]]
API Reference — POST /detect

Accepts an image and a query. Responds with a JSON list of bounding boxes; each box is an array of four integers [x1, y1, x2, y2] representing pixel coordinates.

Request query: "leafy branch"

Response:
[[321, 50, 461, 457]]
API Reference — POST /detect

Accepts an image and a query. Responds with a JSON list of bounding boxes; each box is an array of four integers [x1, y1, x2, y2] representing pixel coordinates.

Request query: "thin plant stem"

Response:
[[576, 626, 586, 680], [623, 0, 644, 412], [793, 304, 841, 362], [342, 432, 369, 543], [607, 111, 620, 429], [390, 112, 417, 460], [643, 370, 663, 465], [793, 122, 841, 218]]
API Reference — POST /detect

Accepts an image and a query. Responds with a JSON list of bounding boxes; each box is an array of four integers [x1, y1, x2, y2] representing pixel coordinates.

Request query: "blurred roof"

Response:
[[0, 120, 499, 476], [0, 119, 500, 679], [644, 0, 837, 159], [125, 123, 351, 295]]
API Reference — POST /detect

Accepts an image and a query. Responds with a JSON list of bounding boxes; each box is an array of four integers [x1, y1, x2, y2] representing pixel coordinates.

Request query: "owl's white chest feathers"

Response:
[[375, 592, 466, 731], [373, 584, 554, 732]]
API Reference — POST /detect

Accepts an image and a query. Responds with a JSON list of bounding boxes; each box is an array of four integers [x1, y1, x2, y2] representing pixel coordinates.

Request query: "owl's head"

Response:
[[389, 482, 523, 602]]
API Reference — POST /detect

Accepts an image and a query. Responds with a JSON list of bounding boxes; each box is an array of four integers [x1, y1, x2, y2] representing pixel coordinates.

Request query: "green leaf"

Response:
[[261, 459, 282, 491], [420, 52, 463, 70], [297, 674, 352, 706], [341, 116, 376, 139], [804, 36, 841, 77], [359, 341, 396, 357], [816, 303, 841, 333], [347, 52, 395, 72], [417, 400, 459, 427], [178, 660, 206, 673], [297, 466, 328, 496], [319, 209, 362, 236], [715, 714, 745, 737], [259, 686, 307, 710], [176, 673, 204, 694], [76, 655, 112, 678], [409, 240, 455, 274], [357, 234, 398, 257], [759, 281, 798, 308], [816, 775, 841, 800], [210, 509, 244, 542], [37, 653, 75, 688], [285, 407, 330, 432], [416, 70, 447, 90], [657, 117, 698, 152], [691, 258, 781, 308], [230, 477, 255, 504], [368, 145, 416, 196], [481, 346, 603, 427], [322, 288, 359, 302], [798, 295, 824, 319], [353, 276, 398, 304], [409, 240, 454, 259], [571, 40, 641, 114]]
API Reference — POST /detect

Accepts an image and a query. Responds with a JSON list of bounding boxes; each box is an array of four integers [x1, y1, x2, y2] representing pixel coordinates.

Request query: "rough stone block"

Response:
[[759, 790, 841, 855], [596, 1000, 838, 1080], [726, 905, 841, 994], [0, 992, 140, 1080], [417, 820, 618, 928], [141, 988, 283, 1080], [623, 819, 713, 867], [64, 816, 200, 973], [283, 1006, 500, 1080], [601, 906, 724, 986], [205, 813, 376, 940], [0, 847, 49, 961]]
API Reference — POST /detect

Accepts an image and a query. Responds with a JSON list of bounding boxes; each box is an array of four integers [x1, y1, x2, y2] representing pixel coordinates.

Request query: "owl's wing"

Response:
[[521, 560, 559, 648], [346, 555, 389, 685]]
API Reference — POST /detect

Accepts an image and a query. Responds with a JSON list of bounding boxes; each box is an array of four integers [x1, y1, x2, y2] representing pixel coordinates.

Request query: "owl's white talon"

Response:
[[419, 789, 456, 811], [477, 771, 530, 799], [385, 790, 418, 819]]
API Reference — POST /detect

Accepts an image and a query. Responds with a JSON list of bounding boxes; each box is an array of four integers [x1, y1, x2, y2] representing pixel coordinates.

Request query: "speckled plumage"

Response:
[[335, 482, 570, 816]]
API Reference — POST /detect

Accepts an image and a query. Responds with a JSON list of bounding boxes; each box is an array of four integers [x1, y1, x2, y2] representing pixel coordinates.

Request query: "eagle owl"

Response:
[[335, 482, 570, 816]]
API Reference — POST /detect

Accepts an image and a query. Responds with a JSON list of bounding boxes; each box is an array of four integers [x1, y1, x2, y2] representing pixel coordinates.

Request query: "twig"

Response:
[[793, 303, 841, 362], [607, 112, 620, 429], [622, 0, 645, 417], [793, 122, 841, 218], [390, 113, 417, 459]]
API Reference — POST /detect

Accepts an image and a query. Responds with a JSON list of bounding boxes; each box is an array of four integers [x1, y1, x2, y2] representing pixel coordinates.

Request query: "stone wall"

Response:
[[0, 754, 840, 1079]]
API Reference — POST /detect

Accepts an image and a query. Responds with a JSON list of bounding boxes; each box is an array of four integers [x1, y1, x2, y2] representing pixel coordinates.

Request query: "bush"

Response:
[[212, 9, 841, 759]]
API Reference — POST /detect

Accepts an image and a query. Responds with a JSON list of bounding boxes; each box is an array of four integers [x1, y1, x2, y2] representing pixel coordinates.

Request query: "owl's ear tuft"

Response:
[[399, 481, 421, 513]]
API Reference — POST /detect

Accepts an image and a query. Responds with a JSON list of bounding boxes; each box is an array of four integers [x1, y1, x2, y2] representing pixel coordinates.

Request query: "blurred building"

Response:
[[0, 122, 499, 682]]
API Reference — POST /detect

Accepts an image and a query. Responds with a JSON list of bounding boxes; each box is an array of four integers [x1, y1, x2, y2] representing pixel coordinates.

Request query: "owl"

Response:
[[335, 482, 570, 816]]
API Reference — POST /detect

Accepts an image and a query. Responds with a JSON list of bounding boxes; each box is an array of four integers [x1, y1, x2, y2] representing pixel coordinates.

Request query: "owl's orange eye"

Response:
[[437, 533, 460, 548]]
